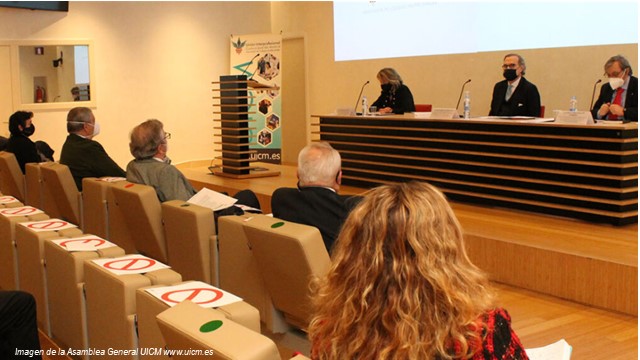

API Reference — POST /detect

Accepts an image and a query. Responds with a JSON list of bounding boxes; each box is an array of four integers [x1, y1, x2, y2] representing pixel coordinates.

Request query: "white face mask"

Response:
[[90, 121, 101, 137], [609, 76, 625, 90]]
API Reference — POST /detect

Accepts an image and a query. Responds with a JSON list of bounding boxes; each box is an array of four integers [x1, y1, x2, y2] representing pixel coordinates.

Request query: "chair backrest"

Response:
[[156, 300, 282, 360], [109, 181, 167, 263], [161, 200, 216, 284], [540, 105, 546, 118], [81, 177, 115, 239], [415, 103, 432, 112], [242, 216, 330, 330], [40, 163, 82, 226], [24, 163, 43, 208], [0, 151, 25, 201]]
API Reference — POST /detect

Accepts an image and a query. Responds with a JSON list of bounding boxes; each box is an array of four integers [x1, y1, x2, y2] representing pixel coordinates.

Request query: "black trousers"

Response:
[[0, 291, 42, 359]]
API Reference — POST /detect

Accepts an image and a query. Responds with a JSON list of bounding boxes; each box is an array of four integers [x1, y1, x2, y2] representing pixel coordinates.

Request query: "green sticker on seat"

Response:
[[200, 320, 223, 333], [271, 222, 285, 228]]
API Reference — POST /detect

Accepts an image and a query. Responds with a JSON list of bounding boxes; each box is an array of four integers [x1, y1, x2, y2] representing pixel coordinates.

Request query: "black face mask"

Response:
[[22, 124, 35, 137], [503, 69, 518, 81], [381, 83, 392, 92]]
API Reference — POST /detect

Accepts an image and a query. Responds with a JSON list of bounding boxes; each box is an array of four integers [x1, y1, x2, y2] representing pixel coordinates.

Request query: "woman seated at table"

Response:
[[371, 68, 415, 114], [308, 181, 528, 359]]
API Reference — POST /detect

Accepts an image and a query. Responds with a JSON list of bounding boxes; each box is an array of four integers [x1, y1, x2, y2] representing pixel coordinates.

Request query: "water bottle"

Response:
[[463, 91, 471, 119], [569, 96, 577, 112], [362, 96, 368, 116]]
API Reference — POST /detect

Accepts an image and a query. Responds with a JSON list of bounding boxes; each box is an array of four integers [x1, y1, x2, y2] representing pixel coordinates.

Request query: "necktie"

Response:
[[505, 84, 513, 101], [609, 88, 624, 120]]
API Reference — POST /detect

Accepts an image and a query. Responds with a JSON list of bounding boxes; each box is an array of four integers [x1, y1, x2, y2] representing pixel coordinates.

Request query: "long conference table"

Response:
[[312, 113, 638, 226]]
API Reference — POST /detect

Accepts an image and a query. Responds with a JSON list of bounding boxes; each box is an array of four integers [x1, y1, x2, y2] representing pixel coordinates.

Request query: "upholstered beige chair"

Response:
[[242, 215, 330, 331], [136, 282, 261, 360], [218, 215, 289, 334], [84, 256, 182, 359], [40, 162, 82, 226], [45, 237, 125, 358], [0, 151, 25, 201], [157, 300, 311, 360], [15, 219, 83, 335]]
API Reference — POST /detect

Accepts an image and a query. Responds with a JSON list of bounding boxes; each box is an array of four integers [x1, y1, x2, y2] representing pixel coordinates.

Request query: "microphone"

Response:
[[590, 79, 602, 111], [455, 79, 472, 110], [241, 53, 260, 76], [354, 80, 370, 114]]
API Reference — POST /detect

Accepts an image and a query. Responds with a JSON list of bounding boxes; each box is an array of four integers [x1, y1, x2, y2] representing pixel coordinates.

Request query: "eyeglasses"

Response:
[[501, 64, 519, 70], [164, 132, 171, 140], [605, 70, 626, 78]]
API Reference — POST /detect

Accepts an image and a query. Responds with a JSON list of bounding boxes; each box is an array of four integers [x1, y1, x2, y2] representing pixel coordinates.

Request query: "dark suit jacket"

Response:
[[489, 77, 541, 117], [60, 134, 126, 191], [271, 186, 362, 254], [591, 76, 638, 122], [6, 135, 41, 174]]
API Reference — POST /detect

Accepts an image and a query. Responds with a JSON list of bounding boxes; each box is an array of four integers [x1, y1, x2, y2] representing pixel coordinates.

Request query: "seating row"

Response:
[[0, 151, 321, 359]]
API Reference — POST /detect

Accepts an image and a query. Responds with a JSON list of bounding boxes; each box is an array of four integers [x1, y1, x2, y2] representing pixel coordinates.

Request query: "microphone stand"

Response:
[[241, 53, 260, 77], [354, 80, 370, 114], [590, 79, 602, 111], [455, 79, 472, 110]]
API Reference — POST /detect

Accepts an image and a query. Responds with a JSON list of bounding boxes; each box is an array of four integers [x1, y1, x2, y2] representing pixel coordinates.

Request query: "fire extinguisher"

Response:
[[35, 86, 44, 103]]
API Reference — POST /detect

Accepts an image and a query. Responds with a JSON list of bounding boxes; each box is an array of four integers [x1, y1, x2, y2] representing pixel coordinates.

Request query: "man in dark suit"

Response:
[[592, 55, 638, 122], [271, 142, 361, 254], [489, 53, 541, 117], [60, 107, 126, 190]]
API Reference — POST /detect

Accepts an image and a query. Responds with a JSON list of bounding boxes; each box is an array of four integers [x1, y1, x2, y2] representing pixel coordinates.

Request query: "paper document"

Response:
[[526, 339, 572, 360], [188, 187, 237, 211]]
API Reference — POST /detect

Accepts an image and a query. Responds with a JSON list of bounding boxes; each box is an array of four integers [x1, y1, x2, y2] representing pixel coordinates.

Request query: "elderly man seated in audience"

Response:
[[271, 142, 361, 254], [126, 119, 260, 214]]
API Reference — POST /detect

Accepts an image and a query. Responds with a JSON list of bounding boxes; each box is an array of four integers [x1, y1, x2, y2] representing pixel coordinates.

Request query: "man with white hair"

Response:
[[271, 142, 361, 254]]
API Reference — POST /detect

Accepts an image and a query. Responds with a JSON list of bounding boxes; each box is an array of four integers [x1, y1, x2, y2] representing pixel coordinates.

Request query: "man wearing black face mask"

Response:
[[489, 53, 541, 117], [6, 111, 44, 173]]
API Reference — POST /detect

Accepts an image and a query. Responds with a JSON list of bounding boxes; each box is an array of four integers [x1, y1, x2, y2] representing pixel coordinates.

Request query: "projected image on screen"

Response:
[[334, 2, 638, 62]]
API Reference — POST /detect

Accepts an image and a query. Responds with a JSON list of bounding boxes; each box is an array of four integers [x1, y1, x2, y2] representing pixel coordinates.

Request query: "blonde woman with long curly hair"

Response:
[[308, 181, 528, 359]]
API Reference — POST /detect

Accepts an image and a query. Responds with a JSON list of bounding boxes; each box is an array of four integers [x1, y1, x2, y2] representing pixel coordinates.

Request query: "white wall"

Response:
[[0, 1, 271, 167]]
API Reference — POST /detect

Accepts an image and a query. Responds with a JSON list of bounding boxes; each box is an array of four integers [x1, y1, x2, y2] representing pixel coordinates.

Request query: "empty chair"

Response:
[[0, 151, 25, 201], [136, 282, 261, 359], [40, 162, 82, 226], [161, 200, 217, 285], [82, 177, 125, 239], [414, 104, 432, 112], [218, 215, 289, 334], [45, 236, 125, 357], [15, 218, 83, 335], [0, 205, 48, 290], [108, 181, 167, 262], [84, 255, 182, 359], [242, 215, 331, 331], [24, 163, 43, 208], [157, 300, 310, 360]]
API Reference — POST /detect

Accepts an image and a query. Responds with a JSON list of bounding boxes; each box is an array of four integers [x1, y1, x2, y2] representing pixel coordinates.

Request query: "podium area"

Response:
[[179, 160, 637, 316]]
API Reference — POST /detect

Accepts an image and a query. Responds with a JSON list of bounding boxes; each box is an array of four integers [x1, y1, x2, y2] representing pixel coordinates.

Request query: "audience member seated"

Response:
[[0, 291, 42, 359], [308, 181, 529, 360], [60, 107, 126, 190], [0, 136, 7, 151], [126, 119, 260, 214], [35, 141, 55, 162], [271, 142, 361, 254], [6, 111, 44, 174]]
